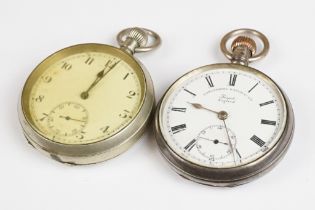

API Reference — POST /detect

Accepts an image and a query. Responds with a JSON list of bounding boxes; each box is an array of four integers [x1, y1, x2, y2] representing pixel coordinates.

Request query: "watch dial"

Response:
[[159, 65, 287, 168], [22, 45, 145, 144]]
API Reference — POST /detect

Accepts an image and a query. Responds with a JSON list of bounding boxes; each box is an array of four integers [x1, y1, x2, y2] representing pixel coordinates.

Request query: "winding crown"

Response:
[[231, 36, 257, 56], [126, 28, 148, 47]]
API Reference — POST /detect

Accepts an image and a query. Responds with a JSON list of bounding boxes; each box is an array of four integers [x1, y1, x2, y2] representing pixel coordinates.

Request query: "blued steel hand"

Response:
[[81, 60, 120, 99]]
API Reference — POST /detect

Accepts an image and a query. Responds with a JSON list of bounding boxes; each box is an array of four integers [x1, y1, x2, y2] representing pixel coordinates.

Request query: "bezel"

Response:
[[154, 63, 294, 186], [19, 43, 155, 164]]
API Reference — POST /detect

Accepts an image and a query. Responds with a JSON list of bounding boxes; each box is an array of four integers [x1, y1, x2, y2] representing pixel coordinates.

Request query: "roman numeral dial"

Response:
[[160, 68, 286, 168]]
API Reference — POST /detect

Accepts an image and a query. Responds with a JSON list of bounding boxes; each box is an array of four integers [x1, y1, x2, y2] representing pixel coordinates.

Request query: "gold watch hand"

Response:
[[188, 102, 219, 114], [222, 119, 236, 164], [81, 60, 120, 99], [59, 115, 86, 123]]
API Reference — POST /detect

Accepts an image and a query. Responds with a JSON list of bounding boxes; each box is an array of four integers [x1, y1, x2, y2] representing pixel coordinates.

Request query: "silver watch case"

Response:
[[154, 63, 294, 187], [18, 44, 155, 165]]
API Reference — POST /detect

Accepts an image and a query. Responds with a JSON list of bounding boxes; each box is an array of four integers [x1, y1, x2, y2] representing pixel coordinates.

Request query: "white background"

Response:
[[1, 1, 314, 209]]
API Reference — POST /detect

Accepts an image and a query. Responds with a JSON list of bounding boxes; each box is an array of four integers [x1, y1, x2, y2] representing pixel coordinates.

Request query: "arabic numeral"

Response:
[[85, 57, 94, 65], [61, 62, 72, 70], [42, 75, 52, 83], [39, 113, 48, 121], [76, 131, 86, 140], [119, 110, 132, 119], [100, 126, 110, 133], [126, 90, 136, 99], [34, 95, 45, 102]]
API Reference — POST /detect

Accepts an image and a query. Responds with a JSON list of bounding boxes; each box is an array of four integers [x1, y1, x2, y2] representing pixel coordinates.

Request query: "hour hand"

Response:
[[187, 102, 219, 114], [81, 60, 120, 99]]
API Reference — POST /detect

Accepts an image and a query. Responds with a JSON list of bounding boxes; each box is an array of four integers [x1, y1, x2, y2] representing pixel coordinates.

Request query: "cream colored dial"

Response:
[[47, 102, 88, 137], [23, 45, 145, 145]]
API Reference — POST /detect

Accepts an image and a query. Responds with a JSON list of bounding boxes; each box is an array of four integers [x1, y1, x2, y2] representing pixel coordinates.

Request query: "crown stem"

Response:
[[119, 28, 148, 55], [230, 36, 257, 66]]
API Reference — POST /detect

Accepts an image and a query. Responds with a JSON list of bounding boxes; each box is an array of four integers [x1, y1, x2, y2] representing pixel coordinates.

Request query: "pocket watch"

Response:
[[154, 29, 294, 186], [19, 27, 161, 165]]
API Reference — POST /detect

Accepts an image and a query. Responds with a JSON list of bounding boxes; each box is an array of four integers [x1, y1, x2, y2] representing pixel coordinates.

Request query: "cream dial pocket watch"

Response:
[[19, 27, 161, 165], [154, 29, 294, 186]]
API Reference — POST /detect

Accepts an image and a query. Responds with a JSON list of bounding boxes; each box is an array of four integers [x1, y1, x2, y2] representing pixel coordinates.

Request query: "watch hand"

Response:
[[227, 128, 242, 160], [236, 148, 242, 159], [81, 60, 120, 99], [189, 102, 236, 162], [198, 136, 228, 145], [188, 102, 219, 114], [59, 115, 86, 123], [222, 119, 236, 164]]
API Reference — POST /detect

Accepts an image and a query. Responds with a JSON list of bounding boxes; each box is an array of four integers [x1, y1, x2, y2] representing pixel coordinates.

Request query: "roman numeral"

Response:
[[85, 57, 94, 65], [171, 124, 186, 134], [205, 76, 214, 87], [248, 82, 259, 93], [171, 107, 186, 112], [261, 119, 276, 126], [42, 75, 52, 83], [183, 89, 196, 96], [229, 74, 237, 86], [184, 139, 196, 151], [250, 135, 265, 147], [260, 100, 274, 107]]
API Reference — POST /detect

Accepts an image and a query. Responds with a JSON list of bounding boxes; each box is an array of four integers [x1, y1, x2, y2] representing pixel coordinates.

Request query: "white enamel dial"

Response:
[[159, 66, 287, 168]]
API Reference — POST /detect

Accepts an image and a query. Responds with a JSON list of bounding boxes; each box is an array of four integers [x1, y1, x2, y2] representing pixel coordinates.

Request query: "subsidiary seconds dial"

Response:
[[47, 102, 88, 137], [160, 67, 286, 168]]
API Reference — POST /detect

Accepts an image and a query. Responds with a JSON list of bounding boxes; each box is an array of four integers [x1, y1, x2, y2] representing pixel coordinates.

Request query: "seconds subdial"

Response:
[[47, 102, 88, 137], [195, 125, 236, 161]]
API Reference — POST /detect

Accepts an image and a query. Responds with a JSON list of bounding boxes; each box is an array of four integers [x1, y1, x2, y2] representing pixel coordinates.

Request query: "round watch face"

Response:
[[159, 64, 287, 168], [22, 44, 146, 145]]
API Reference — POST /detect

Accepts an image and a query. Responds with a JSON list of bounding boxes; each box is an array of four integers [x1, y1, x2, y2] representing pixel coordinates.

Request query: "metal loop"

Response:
[[220, 28, 269, 63], [116, 28, 161, 53]]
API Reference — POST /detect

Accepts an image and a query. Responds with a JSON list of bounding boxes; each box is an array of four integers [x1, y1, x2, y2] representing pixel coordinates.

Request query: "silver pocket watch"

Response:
[[154, 29, 294, 186], [19, 27, 161, 165]]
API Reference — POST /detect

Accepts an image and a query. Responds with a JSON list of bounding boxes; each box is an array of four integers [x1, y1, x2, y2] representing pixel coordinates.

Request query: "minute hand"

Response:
[[222, 119, 236, 164], [81, 60, 120, 99]]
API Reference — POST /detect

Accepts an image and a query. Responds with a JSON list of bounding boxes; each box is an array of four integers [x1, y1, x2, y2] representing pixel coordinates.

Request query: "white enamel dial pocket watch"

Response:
[[19, 27, 161, 165], [154, 29, 294, 186]]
